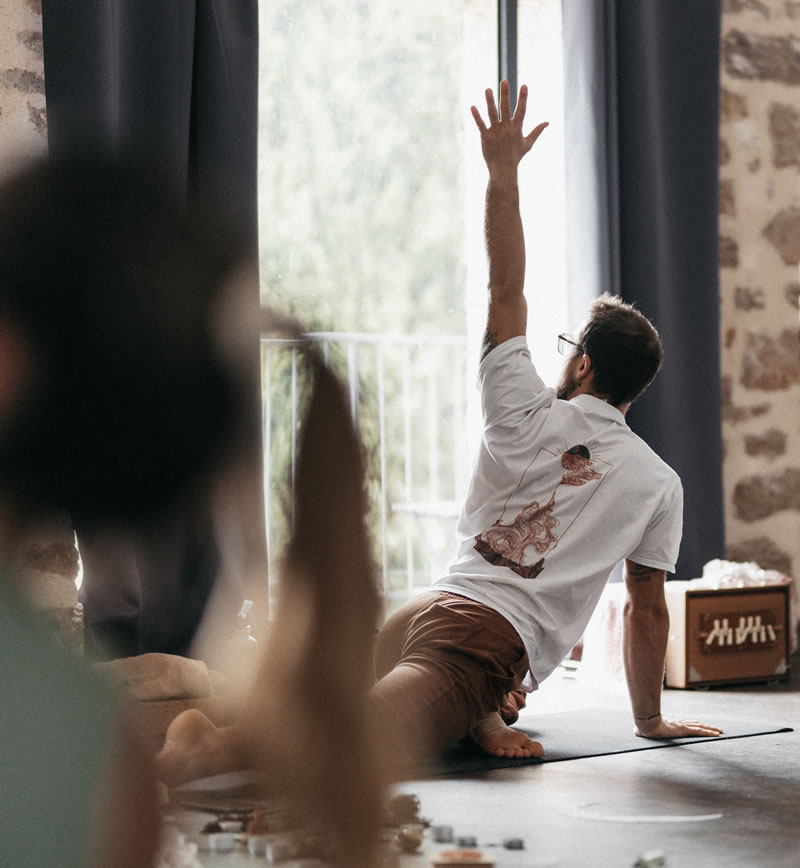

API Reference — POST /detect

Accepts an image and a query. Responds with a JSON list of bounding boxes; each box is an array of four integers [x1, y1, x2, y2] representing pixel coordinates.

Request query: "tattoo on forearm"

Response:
[[481, 328, 498, 361], [627, 562, 654, 582]]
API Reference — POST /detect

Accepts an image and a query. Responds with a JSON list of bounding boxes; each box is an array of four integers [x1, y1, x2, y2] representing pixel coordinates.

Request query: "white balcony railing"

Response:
[[261, 331, 472, 611]]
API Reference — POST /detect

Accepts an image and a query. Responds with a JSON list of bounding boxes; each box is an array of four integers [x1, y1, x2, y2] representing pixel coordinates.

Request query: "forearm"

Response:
[[623, 602, 669, 726], [485, 167, 526, 302], [621, 561, 720, 741]]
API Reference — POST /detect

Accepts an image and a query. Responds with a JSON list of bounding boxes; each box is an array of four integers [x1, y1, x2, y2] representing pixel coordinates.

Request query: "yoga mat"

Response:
[[421, 708, 793, 776]]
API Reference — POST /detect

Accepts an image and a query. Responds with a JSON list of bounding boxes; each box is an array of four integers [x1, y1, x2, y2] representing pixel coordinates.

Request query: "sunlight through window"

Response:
[[258, 0, 567, 606]]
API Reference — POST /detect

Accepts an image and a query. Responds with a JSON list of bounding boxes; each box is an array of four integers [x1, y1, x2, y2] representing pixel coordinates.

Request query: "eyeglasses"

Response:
[[557, 333, 584, 356]]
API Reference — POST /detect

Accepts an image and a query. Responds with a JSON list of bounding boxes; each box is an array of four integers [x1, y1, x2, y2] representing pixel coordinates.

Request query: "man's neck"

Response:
[[570, 387, 629, 417]]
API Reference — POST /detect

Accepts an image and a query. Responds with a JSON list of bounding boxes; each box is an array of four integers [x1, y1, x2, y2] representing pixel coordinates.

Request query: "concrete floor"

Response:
[[391, 654, 800, 868], [179, 652, 799, 868]]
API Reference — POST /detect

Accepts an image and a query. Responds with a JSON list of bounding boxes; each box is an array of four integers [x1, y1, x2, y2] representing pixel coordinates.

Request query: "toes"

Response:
[[491, 743, 542, 759]]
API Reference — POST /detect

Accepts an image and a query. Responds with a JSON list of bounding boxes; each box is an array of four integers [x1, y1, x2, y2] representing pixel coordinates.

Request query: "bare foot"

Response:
[[470, 712, 544, 759], [155, 709, 246, 786]]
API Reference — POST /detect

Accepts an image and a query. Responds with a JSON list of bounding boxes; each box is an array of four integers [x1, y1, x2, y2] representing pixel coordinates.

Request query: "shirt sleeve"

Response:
[[478, 336, 551, 430], [627, 475, 684, 573]]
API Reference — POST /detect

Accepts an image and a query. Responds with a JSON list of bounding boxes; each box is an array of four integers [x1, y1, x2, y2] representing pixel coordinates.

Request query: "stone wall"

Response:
[[0, 0, 45, 172], [720, 0, 800, 595], [0, 1, 82, 650]]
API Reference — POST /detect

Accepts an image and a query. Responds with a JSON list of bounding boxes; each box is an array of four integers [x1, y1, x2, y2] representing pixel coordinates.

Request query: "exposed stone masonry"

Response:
[[720, 234, 740, 267], [741, 328, 800, 389], [723, 29, 800, 84], [734, 285, 766, 309], [727, 535, 793, 575], [0, 2, 82, 649], [769, 102, 800, 167], [720, 0, 800, 591], [0, 0, 46, 169], [763, 206, 800, 263], [733, 468, 800, 521], [744, 427, 787, 459], [7, 523, 84, 653], [721, 374, 771, 423]]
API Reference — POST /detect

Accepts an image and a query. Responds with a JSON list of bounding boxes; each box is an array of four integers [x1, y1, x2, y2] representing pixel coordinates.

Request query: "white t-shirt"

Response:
[[435, 336, 683, 686]]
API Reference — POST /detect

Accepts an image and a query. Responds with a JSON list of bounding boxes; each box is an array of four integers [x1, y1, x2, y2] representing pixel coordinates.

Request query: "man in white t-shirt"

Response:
[[369, 81, 722, 767]]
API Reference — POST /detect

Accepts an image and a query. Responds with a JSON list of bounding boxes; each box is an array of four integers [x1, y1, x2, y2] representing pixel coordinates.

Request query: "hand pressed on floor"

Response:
[[634, 715, 723, 739]]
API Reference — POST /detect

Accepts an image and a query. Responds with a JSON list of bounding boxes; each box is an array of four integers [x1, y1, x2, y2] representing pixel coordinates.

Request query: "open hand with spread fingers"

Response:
[[634, 715, 724, 739], [470, 79, 549, 172]]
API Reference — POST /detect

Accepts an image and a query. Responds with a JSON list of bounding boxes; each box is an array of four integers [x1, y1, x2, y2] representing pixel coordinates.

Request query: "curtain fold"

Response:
[[41, 1, 267, 644], [42, 0, 258, 240], [563, 0, 724, 579]]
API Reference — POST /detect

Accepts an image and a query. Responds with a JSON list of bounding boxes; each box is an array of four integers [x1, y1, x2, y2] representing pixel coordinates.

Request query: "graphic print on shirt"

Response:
[[474, 444, 609, 579]]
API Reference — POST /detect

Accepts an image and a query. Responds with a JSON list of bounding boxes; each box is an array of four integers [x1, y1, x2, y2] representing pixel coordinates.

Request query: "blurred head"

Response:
[[556, 293, 663, 407], [0, 155, 249, 522]]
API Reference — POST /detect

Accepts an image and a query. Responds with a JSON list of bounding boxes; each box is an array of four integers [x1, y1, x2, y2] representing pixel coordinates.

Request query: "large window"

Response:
[[258, 0, 567, 609]]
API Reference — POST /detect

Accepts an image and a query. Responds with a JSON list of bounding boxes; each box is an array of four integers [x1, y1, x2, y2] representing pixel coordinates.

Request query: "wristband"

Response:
[[634, 712, 662, 721]]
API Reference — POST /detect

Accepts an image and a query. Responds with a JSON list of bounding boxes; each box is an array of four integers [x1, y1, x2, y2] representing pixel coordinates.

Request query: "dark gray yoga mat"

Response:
[[420, 708, 793, 776]]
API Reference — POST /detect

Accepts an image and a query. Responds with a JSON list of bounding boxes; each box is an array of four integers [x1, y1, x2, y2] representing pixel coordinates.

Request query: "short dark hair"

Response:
[[577, 293, 663, 407], [0, 155, 247, 521]]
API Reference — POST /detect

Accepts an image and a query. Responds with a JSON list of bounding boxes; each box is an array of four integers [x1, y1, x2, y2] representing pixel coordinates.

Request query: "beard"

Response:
[[556, 373, 578, 401], [556, 352, 583, 401]]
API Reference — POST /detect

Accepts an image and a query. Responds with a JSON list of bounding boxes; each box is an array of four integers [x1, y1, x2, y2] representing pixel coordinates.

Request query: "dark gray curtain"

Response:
[[41, 1, 265, 653], [563, 0, 724, 580], [42, 0, 258, 243]]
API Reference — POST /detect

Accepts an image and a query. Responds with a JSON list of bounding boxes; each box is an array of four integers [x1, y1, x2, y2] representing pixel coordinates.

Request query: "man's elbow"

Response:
[[488, 282, 525, 306]]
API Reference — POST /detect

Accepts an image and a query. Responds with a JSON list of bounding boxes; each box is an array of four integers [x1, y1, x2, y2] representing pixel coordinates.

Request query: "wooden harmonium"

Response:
[[664, 579, 791, 688]]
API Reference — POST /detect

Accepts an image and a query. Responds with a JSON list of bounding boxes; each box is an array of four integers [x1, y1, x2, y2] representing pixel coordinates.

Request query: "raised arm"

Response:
[[623, 559, 723, 739], [471, 81, 548, 360]]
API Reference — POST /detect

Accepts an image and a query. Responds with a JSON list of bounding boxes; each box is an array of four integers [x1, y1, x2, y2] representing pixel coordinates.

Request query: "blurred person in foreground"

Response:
[[0, 155, 382, 866], [0, 153, 246, 867], [158, 310, 384, 866]]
